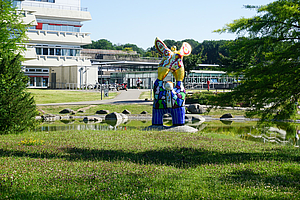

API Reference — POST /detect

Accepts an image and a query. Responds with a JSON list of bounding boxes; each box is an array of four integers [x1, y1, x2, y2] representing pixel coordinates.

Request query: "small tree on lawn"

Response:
[[0, 0, 37, 134]]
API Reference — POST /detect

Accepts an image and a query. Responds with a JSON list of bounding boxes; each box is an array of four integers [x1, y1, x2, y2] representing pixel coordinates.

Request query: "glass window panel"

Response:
[[55, 48, 61, 56], [30, 77, 35, 86], [49, 48, 54, 55], [43, 48, 48, 55], [43, 78, 48, 87], [75, 49, 80, 56], [62, 49, 67, 56], [42, 24, 48, 30], [36, 48, 42, 55], [67, 26, 73, 32], [70, 49, 74, 56], [61, 26, 68, 32], [74, 27, 80, 32], [55, 25, 61, 31], [36, 77, 42, 87]]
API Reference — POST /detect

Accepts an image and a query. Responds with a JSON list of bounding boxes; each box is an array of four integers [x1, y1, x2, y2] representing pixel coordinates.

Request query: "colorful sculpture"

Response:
[[152, 37, 191, 126]]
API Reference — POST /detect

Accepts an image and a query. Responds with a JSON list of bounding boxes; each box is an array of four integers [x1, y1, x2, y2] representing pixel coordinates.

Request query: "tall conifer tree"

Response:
[[0, 0, 37, 134]]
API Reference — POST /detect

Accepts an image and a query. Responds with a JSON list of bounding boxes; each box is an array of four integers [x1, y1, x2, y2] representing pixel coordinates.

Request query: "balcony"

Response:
[[26, 29, 92, 45], [22, 4, 92, 22], [22, 55, 91, 67]]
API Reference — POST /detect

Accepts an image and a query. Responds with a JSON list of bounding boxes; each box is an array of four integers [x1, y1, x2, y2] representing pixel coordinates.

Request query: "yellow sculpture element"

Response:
[[155, 37, 191, 81]]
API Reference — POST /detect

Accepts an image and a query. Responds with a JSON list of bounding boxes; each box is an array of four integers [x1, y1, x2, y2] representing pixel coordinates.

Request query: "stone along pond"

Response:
[[35, 115, 300, 147]]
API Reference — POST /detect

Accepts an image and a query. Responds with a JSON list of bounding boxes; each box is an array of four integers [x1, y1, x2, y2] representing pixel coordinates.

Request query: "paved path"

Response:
[[37, 89, 153, 106]]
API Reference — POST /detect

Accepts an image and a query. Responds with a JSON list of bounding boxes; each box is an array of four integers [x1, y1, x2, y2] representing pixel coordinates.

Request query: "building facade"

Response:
[[15, 0, 95, 88]]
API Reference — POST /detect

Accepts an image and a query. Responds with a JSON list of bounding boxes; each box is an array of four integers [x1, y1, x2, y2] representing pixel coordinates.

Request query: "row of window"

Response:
[[30, 23, 81, 32], [29, 77, 48, 87], [29, 0, 55, 3], [36, 47, 80, 56], [25, 68, 49, 73]]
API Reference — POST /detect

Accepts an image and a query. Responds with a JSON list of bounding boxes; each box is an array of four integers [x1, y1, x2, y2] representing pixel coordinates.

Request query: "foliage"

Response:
[[211, 0, 300, 122], [186, 91, 215, 105], [0, 1, 37, 134], [84, 38, 230, 66], [0, 129, 299, 199], [83, 39, 145, 55]]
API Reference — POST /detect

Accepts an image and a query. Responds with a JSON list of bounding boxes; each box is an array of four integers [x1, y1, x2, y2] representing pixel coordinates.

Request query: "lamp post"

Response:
[[100, 65, 103, 100]]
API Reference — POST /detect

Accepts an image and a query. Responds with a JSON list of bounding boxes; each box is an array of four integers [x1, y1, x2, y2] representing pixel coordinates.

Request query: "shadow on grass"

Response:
[[220, 168, 300, 190], [0, 147, 299, 168]]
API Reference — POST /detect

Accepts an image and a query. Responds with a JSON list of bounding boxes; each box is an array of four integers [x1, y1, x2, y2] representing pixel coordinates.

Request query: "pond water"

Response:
[[36, 119, 300, 147]]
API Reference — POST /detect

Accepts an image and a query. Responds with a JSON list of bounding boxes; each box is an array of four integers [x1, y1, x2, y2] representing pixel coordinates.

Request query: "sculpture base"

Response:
[[145, 125, 198, 133]]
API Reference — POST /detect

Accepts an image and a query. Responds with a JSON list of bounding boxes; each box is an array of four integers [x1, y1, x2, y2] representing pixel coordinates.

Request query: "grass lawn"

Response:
[[28, 89, 118, 104], [0, 129, 299, 199]]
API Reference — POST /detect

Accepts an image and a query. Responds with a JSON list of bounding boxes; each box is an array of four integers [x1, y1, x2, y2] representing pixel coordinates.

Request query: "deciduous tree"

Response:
[[212, 0, 300, 121]]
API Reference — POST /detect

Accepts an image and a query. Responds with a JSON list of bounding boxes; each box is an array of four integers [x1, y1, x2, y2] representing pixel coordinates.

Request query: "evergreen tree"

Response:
[[0, 0, 37, 134]]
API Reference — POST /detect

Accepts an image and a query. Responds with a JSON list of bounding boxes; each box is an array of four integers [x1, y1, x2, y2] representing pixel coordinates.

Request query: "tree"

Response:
[[212, 0, 300, 121], [0, 0, 37, 134], [83, 39, 115, 50]]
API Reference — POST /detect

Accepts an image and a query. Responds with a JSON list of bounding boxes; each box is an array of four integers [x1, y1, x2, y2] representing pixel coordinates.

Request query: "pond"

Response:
[[36, 117, 300, 147]]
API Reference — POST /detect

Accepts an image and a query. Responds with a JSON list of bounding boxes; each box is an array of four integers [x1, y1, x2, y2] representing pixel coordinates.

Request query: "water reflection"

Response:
[[36, 119, 299, 147]]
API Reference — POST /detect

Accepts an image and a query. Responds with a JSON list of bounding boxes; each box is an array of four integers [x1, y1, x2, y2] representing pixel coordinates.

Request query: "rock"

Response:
[[77, 110, 86, 113], [105, 112, 123, 121], [59, 108, 74, 114], [192, 115, 205, 122], [140, 111, 148, 114], [145, 125, 198, 133], [42, 114, 60, 122], [120, 113, 128, 121], [38, 109, 45, 115], [83, 116, 102, 122], [96, 110, 110, 114], [187, 104, 206, 114], [220, 113, 233, 118], [185, 115, 193, 121], [122, 109, 131, 114], [60, 115, 70, 120]]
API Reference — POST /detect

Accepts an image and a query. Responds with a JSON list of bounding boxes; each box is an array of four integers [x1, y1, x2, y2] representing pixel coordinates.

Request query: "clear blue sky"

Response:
[[81, 0, 274, 50]]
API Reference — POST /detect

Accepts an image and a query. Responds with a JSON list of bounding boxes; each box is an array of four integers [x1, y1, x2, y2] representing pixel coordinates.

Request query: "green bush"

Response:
[[186, 91, 215, 105]]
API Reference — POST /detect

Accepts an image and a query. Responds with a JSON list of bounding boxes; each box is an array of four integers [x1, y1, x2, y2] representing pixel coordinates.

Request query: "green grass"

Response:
[[28, 89, 118, 104], [1, 129, 299, 199]]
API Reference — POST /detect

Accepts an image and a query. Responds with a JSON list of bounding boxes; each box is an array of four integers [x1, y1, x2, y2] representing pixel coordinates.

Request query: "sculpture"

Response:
[[152, 37, 192, 126]]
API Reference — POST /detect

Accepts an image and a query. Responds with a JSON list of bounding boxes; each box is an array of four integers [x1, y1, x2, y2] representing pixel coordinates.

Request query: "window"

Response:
[[43, 78, 48, 87], [42, 24, 48, 30], [43, 48, 48, 55], [70, 49, 74, 56], [55, 48, 61, 56], [30, 77, 35, 86], [62, 49, 67, 56], [61, 25, 68, 32], [36, 48, 42, 55], [49, 48, 54, 55]]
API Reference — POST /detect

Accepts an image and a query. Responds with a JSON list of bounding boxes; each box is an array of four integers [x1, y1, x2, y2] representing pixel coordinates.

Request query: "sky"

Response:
[[81, 0, 275, 50]]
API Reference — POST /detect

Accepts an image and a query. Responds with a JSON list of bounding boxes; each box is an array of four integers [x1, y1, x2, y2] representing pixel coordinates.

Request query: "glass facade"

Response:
[[36, 47, 80, 56]]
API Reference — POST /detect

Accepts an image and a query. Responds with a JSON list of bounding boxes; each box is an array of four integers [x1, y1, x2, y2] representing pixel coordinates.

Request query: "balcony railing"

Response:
[[27, 29, 90, 37], [22, 2, 88, 12]]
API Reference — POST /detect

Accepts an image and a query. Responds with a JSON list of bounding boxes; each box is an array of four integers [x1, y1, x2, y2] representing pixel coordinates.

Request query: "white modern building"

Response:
[[14, 0, 95, 88]]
